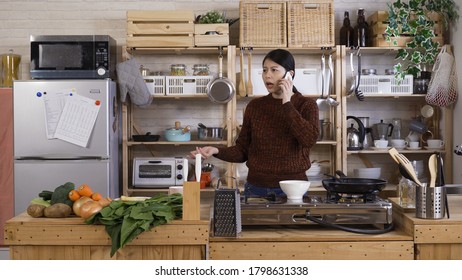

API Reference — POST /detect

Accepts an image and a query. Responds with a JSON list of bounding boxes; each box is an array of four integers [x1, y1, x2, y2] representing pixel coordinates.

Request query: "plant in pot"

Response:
[[385, 0, 459, 80], [195, 10, 232, 46]]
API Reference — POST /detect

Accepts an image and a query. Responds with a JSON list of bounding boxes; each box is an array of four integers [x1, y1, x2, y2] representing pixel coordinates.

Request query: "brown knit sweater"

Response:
[[215, 92, 319, 188]]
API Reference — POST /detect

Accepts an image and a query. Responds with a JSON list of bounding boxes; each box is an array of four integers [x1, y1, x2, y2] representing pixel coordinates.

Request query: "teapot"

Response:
[[372, 120, 394, 141], [346, 116, 365, 150]]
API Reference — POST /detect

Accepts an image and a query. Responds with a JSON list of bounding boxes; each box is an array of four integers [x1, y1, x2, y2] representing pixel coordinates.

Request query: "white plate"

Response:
[[424, 146, 445, 151], [392, 146, 406, 150], [371, 147, 389, 150], [406, 147, 421, 150]]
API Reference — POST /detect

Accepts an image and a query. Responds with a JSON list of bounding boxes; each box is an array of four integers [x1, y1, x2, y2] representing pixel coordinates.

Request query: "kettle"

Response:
[[346, 116, 365, 150]]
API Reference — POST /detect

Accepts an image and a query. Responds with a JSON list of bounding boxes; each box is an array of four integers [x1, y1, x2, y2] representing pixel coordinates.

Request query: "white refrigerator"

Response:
[[13, 80, 120, 215]]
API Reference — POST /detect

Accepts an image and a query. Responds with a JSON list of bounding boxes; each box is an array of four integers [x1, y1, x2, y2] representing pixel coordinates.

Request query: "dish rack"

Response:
[[358, 75, 414, 95], [165, 76, 213, 95]]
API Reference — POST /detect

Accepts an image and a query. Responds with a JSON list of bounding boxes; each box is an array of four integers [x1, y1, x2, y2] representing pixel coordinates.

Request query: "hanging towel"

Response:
[[116, 58, 153, 106]]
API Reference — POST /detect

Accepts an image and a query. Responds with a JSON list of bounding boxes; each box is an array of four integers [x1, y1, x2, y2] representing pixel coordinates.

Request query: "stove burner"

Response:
[[327, 191, 379, 204]]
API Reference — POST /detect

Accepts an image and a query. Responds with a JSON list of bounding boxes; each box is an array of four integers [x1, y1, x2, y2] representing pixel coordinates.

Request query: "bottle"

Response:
[[339, 11, 354, 47], [353, 9, 369, 47]]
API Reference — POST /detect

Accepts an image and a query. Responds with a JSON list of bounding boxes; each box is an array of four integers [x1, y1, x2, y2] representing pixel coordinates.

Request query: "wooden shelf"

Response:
[[127, 140, 228, 146]]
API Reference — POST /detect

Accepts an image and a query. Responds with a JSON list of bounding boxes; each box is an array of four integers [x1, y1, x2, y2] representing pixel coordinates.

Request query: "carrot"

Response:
[[91, 192, 102, 201], [77, 184, 94, 197], [68, 190, 81, 201]]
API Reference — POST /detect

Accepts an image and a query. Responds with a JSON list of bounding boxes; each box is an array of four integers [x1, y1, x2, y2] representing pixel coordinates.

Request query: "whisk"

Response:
[[355, 53, 365, 101]]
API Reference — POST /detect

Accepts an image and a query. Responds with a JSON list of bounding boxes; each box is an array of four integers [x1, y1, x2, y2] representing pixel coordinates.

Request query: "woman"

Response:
[[191, 49, 319, 198]]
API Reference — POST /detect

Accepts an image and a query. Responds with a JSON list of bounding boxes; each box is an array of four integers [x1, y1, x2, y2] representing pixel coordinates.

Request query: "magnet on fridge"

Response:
[[36, 92, 42, 97], [95, 100, 101, 106]]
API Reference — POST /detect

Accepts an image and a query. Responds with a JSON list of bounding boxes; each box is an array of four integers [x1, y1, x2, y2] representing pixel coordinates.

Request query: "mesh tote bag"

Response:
[[426, 45, 458, 107]]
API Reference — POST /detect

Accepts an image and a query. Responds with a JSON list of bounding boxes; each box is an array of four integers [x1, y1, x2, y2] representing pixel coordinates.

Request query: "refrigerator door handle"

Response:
[[16, 156, 107, 161]]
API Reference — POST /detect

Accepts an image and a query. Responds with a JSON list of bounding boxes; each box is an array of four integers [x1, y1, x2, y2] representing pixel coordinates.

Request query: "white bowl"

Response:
[[279, 180, 311, 201], [353, 168, 381, 179], [306, 164, 321, 177]]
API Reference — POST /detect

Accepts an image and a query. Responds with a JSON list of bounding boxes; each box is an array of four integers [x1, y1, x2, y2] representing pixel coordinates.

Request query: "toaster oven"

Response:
[[133, 157, 185, 188]]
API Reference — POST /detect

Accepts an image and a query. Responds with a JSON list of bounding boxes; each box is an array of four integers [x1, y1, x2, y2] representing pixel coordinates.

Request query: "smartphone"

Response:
[[284, 71, 292, 81]]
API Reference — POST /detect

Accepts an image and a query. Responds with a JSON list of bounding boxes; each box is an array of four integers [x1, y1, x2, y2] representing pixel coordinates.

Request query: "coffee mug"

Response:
[[408, 141, 420, 149], [374, 139, 388, 148], [427, 139, 444, 148], [391, 139, 408, 148]]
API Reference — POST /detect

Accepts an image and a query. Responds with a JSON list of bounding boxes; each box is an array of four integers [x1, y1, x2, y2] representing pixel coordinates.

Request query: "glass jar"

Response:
[[398, 177, 417, 208], [170, 64, 186, 76], [192, 64, 210, 76]]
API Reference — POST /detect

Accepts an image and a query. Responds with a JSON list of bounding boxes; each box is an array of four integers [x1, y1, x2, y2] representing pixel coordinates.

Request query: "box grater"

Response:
[[213, 178, 242, 237]]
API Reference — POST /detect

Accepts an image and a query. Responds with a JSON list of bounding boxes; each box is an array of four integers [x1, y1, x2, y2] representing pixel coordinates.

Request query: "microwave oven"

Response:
[[133, 157, 186, 188], [30, 35, 116, 79]]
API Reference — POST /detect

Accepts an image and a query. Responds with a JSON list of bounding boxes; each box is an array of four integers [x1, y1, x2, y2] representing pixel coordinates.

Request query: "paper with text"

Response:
[[54, 93, 100, 147], [43, 88, 76, 139]]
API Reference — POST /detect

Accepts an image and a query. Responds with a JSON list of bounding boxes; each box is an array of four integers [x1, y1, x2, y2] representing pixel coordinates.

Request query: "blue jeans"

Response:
[[244, 182, 285, 198]]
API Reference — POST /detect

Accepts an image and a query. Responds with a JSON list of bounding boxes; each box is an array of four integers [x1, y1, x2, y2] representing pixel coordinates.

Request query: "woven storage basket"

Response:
[[239, 1, 287, 47], [288, 0, 335, 48]]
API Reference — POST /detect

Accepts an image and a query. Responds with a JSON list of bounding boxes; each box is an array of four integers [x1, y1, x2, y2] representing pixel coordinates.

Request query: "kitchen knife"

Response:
[[195, 153, 202, 182], [428, 154, 437, 188]]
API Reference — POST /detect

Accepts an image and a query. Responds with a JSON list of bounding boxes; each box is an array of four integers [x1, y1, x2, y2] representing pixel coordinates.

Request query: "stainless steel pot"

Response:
[[198, 126, 223, 140]]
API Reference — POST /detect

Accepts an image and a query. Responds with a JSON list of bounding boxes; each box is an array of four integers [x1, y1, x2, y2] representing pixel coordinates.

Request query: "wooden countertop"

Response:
[[392, 195, 462, 245], [4, 212, 210, 246]]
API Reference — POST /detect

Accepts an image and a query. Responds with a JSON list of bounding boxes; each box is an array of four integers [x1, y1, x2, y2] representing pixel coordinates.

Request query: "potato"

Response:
[[44, 203, 72, 218], [27, 204, 46, 218]]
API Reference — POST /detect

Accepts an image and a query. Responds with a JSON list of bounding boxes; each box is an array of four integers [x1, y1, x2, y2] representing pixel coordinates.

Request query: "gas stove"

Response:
[[240, 193, 393, 232]]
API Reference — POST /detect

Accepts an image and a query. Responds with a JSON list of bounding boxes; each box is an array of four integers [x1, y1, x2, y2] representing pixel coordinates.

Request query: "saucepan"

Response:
[[207, 48, 235, 104], [322, 170, 387, 194]]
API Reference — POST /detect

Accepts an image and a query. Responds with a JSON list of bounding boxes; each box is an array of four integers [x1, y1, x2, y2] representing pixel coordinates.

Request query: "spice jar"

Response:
[[170, 64, 186, 76], [192, 64, 210, 76]]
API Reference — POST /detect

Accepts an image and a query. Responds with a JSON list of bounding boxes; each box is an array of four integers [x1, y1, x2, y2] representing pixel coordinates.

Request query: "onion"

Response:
[[79, 201, 103, 219], [73, 196, 93, 217]]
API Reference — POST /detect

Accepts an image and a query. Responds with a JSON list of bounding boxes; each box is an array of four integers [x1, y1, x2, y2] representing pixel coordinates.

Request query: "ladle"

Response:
[[326, 53, 339, 107], [347, 52, 356, 96]]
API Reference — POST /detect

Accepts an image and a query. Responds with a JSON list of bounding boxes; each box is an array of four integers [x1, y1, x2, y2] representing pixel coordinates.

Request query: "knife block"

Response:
[[182, 181, 201, 220]]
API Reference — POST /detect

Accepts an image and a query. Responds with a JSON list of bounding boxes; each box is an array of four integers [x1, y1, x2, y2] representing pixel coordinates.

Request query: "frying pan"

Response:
[[207, 49, 235, 103], [322, 171, 387, 194]]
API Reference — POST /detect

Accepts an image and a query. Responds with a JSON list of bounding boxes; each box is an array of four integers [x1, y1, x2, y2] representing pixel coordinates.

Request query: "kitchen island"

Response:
[[392, 195, 462, 260], [4, 213, 209, 260], [4, 195, 462, 260]]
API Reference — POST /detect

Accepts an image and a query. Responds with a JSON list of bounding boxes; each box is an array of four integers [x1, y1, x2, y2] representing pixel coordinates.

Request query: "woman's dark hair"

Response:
[[262, 49, 300, 94]]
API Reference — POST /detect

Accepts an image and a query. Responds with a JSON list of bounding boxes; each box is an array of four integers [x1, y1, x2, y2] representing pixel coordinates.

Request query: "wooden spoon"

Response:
[[246, 47, 253, 96], [238, 47, 246, 97], [428, 154, 437, 188]]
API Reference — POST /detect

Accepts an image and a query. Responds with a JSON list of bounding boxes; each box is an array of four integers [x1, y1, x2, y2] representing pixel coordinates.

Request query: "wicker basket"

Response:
[[239, 1, 287, 47], [288, 0, 335, 48]]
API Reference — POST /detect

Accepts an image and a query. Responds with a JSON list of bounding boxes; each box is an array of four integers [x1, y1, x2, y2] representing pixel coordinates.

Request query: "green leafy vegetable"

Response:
[[86, 193, 183, 257]]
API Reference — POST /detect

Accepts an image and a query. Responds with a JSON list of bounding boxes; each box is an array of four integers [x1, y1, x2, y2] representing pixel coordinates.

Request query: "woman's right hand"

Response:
[[190, 146, 218, 159]]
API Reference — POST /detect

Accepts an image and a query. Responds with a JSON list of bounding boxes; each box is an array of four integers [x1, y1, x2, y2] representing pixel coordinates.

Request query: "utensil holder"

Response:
[[416, 186, 446, 219]]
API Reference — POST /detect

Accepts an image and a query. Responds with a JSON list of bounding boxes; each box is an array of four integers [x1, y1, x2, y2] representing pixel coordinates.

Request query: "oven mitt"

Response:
[[116, 58, 153, 106]]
